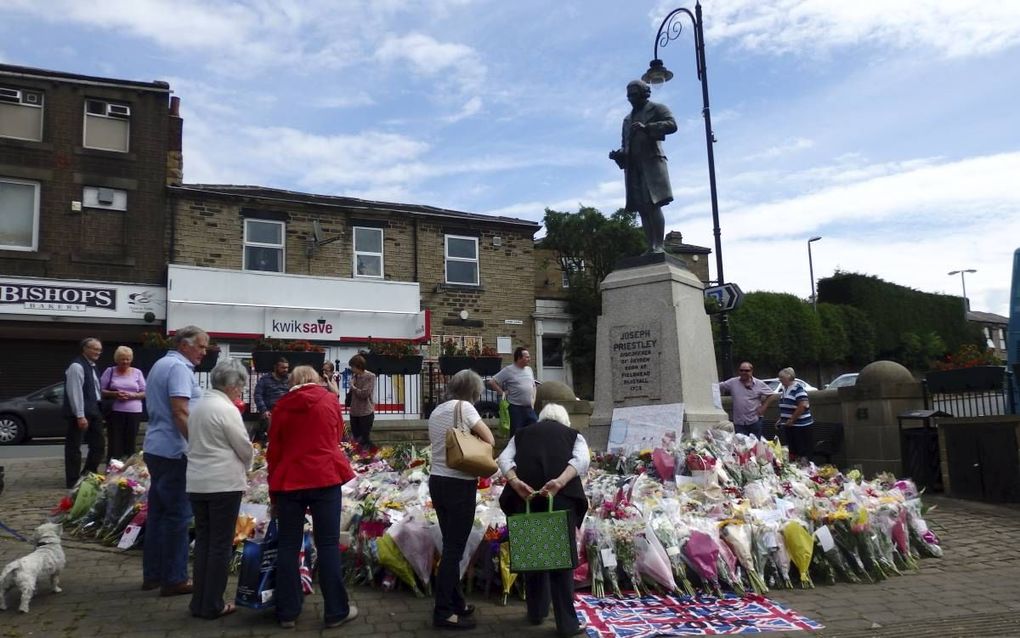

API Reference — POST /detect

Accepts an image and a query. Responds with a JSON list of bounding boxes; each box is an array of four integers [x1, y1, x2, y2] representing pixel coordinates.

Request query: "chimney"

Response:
[[166, 96, 183, 186]]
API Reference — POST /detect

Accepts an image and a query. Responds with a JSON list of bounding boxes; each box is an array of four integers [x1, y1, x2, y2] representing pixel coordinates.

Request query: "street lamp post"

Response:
[[642, 1, 733, 378], [808, 236, 822, 311], [808, 236, 822, 386], [947, 268, 976, 312]]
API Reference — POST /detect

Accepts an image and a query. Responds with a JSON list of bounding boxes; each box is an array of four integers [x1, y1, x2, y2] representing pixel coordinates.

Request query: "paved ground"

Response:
[[1, 457, 1019, 638]]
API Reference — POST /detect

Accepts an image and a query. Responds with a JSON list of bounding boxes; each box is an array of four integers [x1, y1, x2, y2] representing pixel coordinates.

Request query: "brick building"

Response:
[[0, 64, 178, 396], [167, 185, 540, 404]]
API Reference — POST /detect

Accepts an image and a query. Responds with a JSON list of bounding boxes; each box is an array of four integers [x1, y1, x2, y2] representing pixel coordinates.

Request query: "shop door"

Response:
[[541, 335, 567, 386]]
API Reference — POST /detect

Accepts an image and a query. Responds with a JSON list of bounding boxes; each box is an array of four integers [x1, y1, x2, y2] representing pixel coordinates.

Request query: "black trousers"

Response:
[[65, 415, 104, 488], [106, 411, 141, 463], [429, 474, 476, 621], [525, 569, 582, 636], [189, 491, 243, 619], [350, 413, 375, 446]]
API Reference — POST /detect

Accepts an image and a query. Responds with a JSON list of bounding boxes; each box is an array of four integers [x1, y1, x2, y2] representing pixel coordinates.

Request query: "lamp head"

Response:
[[641, 59, 673, 85], [808, 236, 822, 243]]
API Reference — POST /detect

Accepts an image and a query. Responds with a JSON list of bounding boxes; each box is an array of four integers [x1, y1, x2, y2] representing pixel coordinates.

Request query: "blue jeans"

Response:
[[429, 474, 477, 620], [508, 404, 538, 437], [735, 417, 764, 438], [273, 484, 351, 625], [142, 453, 192, 586]]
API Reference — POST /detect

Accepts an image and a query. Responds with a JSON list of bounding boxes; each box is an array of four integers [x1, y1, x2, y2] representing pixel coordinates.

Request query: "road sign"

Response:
[[704, 283, 744, 313]]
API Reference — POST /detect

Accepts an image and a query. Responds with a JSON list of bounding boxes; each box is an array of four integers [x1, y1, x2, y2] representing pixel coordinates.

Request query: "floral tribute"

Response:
[[47, 426, 943, 608]]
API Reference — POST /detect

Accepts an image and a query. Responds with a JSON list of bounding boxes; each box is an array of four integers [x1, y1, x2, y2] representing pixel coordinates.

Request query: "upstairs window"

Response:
[[0, 177, 40, 251], [445, 235, 479, 285], [83, 99, 130, 152], [353, 226, 383, 278], [244, 218, 285, 272], [0, 87, 44, 141]]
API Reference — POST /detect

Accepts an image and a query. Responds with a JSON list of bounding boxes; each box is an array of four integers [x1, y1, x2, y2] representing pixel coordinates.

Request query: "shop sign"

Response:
[[264, 311, 340, 339], [0, 277, 166, 320]]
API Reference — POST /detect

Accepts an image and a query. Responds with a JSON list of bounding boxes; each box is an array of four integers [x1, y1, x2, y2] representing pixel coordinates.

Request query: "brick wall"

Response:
[[0, 68, 171, 284]]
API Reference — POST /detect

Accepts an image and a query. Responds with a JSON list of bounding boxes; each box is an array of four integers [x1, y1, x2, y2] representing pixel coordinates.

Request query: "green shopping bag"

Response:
[[498, 397, 511, 434], [507, 497, 573, 572]]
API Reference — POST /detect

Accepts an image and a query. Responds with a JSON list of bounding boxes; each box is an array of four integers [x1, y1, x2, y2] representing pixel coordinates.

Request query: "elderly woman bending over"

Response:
[[427, 369, 495, 630], [498, 403, 589, 637], [186, 359, 254, 619]]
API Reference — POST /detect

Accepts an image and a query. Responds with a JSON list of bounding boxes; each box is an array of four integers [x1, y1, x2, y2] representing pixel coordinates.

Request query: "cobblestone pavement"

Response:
[[1, 457, 1019, 638]]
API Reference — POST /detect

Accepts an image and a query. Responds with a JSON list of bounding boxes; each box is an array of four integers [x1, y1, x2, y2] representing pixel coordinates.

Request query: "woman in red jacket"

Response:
[[267, 365, 357, 630]]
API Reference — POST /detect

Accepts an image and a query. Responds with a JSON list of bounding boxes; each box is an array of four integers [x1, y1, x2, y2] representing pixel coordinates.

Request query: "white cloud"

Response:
[[310, 93, 376, 109], [688, 0, 1020, 59], [741, 137, 814, 161], [443, 96, 483, 123], [374, 32, 486, 89]]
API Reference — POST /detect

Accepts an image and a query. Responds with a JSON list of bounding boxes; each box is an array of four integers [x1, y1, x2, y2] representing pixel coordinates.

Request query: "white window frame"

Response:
[[444, 234, 479, 286], [0, 177, 41, 251], [83, 98, 131, 152], [0, 86, 44, 142], [352, 226, 384, 278], [560, 258, 585, 288], [243, 218, 286, 273]]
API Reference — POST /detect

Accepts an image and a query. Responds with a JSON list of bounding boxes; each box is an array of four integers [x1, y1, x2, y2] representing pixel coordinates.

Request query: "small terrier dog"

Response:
[[0, 522, 65, 613]]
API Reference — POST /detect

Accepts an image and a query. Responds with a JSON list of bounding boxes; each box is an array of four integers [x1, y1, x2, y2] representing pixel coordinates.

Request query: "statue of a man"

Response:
[[609, 79, 677, 254]]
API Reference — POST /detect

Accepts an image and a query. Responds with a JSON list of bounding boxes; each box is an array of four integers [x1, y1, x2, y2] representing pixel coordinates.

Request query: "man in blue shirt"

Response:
[[141, 325, 208, 596], [252, 356, 289, 445]]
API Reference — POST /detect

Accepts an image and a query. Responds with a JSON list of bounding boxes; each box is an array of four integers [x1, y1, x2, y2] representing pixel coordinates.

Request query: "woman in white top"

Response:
[[186, 359, 254, 619], [427, 369, 494, 630]]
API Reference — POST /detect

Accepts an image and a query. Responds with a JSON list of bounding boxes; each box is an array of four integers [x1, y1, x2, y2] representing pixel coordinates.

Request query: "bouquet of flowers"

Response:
[[681, 528, 723, 597], [721, 522, 768, 594]]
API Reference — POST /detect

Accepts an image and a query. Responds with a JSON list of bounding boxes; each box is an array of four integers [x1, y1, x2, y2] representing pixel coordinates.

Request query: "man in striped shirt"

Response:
[[776, 367, 814, 462]]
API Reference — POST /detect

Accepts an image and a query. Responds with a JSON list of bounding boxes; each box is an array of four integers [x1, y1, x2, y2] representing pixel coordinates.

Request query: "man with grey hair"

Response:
[[141, 325, 210, 597], [609, 79, 677, 254], [62, 337, 105, 488]]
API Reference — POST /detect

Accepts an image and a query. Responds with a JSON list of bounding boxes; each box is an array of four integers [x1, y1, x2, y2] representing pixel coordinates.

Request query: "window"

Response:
[[82, 186, 127, 211], [445, 235, 479, 285], [0, 86, 44, 141], [0, 177, 40, 251], [560, 258, 585, 288], [542, 336, 565, 368], [243, 219, 285, 272], [83, 99, 130, 152], [353, 226, 383, 278]]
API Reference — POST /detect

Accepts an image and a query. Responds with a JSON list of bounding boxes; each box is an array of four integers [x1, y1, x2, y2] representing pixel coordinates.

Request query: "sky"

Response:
[[2, 0, 1018, 316]]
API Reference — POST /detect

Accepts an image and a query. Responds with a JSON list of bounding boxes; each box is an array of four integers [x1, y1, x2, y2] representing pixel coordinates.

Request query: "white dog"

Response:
[[0, 522, 65, 613]]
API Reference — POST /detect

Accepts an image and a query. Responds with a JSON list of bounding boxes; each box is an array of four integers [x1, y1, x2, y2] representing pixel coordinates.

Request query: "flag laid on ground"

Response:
[[573, 591, 823, 636]]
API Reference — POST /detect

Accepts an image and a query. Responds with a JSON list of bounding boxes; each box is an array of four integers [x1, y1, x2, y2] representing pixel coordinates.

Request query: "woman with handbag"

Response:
[[267, 365, 358, 630], [427, 369, 495, 630], [99, 345, 146, 464], [498, 403, 589, 638]]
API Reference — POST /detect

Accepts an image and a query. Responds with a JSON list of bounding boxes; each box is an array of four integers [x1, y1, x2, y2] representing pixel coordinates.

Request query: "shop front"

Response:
[[166, 265, 427, 417], [0, 275, 166, 398]]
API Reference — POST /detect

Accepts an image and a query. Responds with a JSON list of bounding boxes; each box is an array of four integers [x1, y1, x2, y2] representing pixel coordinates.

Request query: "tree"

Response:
[[541, 206, 645, 397]]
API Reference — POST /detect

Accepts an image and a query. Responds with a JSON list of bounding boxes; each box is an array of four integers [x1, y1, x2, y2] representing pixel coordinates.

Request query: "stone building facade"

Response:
[[0, 64, 177, 396], [168, 185, 540, 371]]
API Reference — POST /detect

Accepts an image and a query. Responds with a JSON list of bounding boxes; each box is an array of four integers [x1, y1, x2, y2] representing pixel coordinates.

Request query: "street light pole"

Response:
[[808, 236, 822, 311], [642, 1, 733, 378], [808, 236, 822, 387], [947, 268, 976, 311]]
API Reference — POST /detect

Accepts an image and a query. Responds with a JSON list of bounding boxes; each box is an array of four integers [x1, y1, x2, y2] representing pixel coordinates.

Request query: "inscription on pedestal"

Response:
[[610, 323, 661, 401]]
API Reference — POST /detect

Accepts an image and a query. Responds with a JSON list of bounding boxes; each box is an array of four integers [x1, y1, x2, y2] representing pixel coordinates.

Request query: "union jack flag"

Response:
[[574, 591, 823, 637]]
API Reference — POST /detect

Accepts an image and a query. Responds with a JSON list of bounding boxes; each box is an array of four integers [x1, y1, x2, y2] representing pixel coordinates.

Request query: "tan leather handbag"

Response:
[[445, 401, 497, 477]]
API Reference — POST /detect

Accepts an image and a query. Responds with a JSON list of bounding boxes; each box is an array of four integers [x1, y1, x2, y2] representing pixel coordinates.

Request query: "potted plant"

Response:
[[927, 345, 1005, 393], [438, 340, 503, 376], [134, 331, 220, 373], [362, 339, 423, 376], [252, 338, 326, 373]]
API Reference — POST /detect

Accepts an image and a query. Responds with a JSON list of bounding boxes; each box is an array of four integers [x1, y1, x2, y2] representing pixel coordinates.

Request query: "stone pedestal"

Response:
[[588, 255, 730, 449]]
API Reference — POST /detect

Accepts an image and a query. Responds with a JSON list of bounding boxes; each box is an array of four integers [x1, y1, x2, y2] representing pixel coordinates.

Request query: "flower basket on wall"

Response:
[[363, 354, 424, 376], [194, 348, 220, 373], [252, 338, 325, 373], [131, 348, 166, 375], [438, 356, 503, 377]]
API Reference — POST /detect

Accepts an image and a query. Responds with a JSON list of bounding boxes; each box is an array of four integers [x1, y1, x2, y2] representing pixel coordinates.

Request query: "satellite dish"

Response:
[[312, 220, 325, 244]]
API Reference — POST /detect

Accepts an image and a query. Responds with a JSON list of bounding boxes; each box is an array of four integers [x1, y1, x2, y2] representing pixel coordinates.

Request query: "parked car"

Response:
[[761, 378, 818, 393], [825, 373, 859, 389], [0, 383, 67, 445]]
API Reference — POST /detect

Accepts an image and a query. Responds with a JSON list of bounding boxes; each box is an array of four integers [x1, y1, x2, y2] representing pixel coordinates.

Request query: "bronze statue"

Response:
[[609, 80, 677, 254]]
